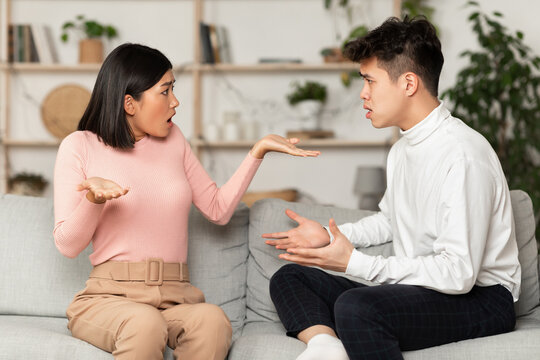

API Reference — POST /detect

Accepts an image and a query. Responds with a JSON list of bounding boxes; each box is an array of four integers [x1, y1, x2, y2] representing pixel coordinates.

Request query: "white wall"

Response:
[[2, 0, 539, 209]]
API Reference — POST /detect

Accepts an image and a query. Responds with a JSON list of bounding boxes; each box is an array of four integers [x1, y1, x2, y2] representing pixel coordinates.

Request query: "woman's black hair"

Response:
[[343, 16, 444, 97], [77, 43, 173, 149]]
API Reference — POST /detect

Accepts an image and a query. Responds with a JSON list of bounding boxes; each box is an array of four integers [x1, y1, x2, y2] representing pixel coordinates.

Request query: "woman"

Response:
[[53, 43, 319, 360]]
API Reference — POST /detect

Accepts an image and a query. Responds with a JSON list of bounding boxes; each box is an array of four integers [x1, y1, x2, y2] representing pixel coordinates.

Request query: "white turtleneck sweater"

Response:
[[341, 103, 521, 301]]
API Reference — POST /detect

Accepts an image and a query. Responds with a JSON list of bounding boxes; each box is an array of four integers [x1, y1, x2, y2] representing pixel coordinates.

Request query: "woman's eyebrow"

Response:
[[160, 80, 176, 87]]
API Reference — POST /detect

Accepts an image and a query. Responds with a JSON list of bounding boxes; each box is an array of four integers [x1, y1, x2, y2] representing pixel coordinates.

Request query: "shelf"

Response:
[[190, 138, 393, 149], [0, 62, 101, 72], [3, 139, 61, 147], [186, 62, 360, 73], [0, 62, 359, 74]]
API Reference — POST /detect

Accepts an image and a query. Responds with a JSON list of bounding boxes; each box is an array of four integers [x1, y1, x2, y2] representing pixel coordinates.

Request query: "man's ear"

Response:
[[403, 72, 419, 96], [124, 95, 135, 115]]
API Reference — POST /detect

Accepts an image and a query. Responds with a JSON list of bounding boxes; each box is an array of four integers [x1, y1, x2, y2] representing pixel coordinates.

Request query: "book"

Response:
[[26, 25, 40, 63], [7, 24, 54, 63], [42, 25, 59, 63], [199, 22, 214, 64], [208, 24, 221, 63], [30, 24, 55, 64], [7, 25, 14, 63], [258, 58, 303, 64], [215, 26, 232, 63], [16, 25, 24, 62]]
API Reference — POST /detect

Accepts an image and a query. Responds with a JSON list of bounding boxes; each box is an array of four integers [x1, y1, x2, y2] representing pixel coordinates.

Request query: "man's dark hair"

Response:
[[343, 16, 443, 97], [78, 43, 172, 149]]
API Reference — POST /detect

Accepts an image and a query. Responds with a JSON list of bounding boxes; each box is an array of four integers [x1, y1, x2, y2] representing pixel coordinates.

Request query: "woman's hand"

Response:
[[77, 177, 129, 204], [250, 134, 321, 159]]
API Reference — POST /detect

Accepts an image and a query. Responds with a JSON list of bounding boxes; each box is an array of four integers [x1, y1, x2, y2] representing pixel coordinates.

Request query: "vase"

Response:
[[79, 39, 103, 63], [296, 100, 323, 130]]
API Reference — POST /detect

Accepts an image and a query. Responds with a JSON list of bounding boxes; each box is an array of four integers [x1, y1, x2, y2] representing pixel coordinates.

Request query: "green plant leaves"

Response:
[[442, 1, 540, 243], [286, 81, 328, 106], [60, 15, 118, 42]]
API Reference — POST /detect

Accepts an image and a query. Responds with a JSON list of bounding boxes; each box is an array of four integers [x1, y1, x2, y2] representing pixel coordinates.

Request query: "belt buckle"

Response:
[[145, 258, 164, 286]]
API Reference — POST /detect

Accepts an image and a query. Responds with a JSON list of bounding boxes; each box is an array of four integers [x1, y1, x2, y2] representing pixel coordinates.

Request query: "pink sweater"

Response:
[[53, 125, 262, 265]]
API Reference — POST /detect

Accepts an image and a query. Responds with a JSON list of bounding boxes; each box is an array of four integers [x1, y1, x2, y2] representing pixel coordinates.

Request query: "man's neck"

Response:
[[399, 97, 441, 131]]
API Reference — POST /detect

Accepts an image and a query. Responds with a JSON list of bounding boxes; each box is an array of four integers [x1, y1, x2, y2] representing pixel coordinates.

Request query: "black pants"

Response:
[[270, 264, 516, 360]]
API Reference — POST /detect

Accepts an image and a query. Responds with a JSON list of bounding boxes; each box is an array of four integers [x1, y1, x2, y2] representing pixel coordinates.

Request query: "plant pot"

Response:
[[322, 47, 345, 63], [79, 39, 103, 63], [296, 100, 323, 130]]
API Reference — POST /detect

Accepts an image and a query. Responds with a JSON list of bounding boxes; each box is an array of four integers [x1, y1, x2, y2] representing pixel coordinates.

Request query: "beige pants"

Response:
[[66, 260, 232, 360]]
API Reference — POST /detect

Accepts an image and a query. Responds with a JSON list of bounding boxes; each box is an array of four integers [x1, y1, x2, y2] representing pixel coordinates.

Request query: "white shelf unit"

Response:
[[0, 0, 402, 193]]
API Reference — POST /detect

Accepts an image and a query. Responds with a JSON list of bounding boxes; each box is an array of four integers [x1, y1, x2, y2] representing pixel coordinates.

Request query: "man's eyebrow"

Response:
[[160, 80, 176, 87], [358, 72, 371, 79]]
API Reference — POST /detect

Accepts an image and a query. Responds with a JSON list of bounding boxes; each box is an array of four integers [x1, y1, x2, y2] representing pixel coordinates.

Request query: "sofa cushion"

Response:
[[0, 315, 175, 360], [401, 306, 540, 359], [246, 190, 539, 324], [232, 308, 540, 360], [511, 190, 540, 316], [229, 322, 305, 360], [0, 194, 250, 341], [187, 204, 250, 340], [246, 199, 392, 324], [0, 315, 111, 360], [0, 194, 94, 318]]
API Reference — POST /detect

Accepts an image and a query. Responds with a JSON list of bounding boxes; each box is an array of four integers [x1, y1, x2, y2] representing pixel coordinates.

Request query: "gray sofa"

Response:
[[1, 190, 539, 359]]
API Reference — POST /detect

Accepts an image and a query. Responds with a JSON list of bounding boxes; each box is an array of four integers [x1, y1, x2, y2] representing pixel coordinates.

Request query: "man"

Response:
[[263, 17, 520, 360]]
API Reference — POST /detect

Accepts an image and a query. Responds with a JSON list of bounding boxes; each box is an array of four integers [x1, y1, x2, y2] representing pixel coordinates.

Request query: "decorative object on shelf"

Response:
[[41, 84, 91, 139], [258, 58, 302, 64], [442, 1, 540, 242], [338, 25, 368, 87], [286, 130, 334, 141], [60, 15, 118, 63], [286, 81, 328, 133], [222, 111, 241, 141], [353, 166, 385, 211], [8, 172, 48, 197], [243, 121, 259, 141], [324, 0, 349, 10], [320, 0, 356, 66], [324, 0, 436, 87], [320, 47, 345, 63], [204, 122, 221, 142]]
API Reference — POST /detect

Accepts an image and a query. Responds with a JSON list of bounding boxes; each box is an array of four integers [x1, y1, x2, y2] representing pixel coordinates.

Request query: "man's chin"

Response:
[[370, 119, 385, 129]]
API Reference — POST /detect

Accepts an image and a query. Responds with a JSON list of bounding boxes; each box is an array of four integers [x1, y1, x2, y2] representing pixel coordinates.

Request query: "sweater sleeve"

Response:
[[336, 193, 393, 247], [53, 133, 105, 258], [182, 134, 262, 225], [345, 159, 497, 294]]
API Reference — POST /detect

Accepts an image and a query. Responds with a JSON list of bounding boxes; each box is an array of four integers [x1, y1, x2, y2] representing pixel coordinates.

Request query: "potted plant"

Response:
[[442, 1, 540, 243], [401, 0, 434, 20], [8, 172, 48, 197], [327, 0, 436, 87], [60, 15, 118, 63], [286, 81, 328, 129]]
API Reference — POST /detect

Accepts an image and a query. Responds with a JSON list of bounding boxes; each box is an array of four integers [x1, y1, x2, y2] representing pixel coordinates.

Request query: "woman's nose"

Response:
[[171, 96, 179, 108]]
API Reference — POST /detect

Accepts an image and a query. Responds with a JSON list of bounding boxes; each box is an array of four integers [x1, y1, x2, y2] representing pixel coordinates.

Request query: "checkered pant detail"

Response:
[[270, 264, 515, 360]]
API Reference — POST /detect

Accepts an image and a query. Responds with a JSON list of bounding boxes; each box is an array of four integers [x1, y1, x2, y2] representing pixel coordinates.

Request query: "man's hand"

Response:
[[250, 134, 321, 159], [262, 209, 330, 250], [77, 177, 129, 204], [278, 218, 354, 273]]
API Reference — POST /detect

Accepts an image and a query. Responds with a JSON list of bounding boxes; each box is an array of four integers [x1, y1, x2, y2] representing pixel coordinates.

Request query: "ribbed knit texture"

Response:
[[53, 125, 262, 265]]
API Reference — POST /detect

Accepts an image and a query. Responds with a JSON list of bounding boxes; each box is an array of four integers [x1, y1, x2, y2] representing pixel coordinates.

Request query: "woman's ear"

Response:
[[404, 72, 419, 96], [124, 95, 136, 115]]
